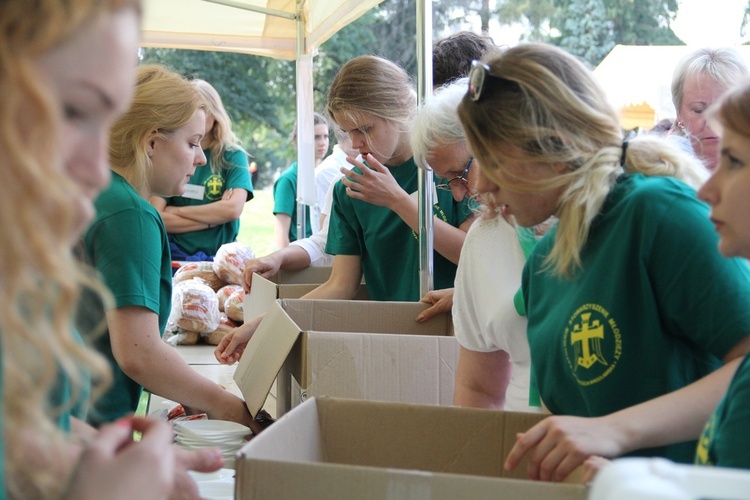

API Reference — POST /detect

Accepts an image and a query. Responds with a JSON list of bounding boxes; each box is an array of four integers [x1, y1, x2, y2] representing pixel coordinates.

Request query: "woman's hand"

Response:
[[504, 415, 625, 482], [340, 154, 409, 210], [416, 288, 454, 322], [65, 417, 176, 500], [242, 255, 282, 293], [214, 315, 263, 364]]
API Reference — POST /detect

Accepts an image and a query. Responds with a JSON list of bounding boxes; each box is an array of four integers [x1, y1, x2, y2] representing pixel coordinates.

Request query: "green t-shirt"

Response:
[[273, 162, 312, 242], [523, 174, 750, 463], [696, 354, 750, 468], [166, 148, 253, 256], [326, 157, 473, 301], [82, 172, 173, 426]]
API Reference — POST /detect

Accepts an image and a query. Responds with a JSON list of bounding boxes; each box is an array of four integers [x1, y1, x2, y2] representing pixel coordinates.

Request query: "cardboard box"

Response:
[[234, 299, 457, 418], [244, 267, 369, 321], [236, 397, 588, 500]]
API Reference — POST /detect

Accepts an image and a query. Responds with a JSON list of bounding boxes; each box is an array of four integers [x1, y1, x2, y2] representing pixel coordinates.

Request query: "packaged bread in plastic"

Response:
[[169, 278, 220, 334], [224, 288, 245, 323], [200, 314, 239, 346], [173, 261, 226, 291], [216, 284, 242, 312], [212, 242, 255, 285]]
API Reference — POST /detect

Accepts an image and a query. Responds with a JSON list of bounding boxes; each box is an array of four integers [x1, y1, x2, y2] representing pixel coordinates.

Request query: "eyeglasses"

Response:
[[436, 156, 473, 191], [468, 60, 516, 102]]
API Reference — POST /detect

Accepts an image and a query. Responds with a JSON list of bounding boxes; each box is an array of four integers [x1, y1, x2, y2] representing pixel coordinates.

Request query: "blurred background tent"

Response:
[[594, 44, 750, 131]]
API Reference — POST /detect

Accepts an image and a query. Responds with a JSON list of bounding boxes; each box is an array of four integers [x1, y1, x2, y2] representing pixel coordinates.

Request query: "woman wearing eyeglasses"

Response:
[[456, 43, 750, 481], [412, 78, 548, 413]]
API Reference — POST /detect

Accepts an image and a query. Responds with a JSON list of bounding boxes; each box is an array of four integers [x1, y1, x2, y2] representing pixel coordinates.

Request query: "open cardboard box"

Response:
[[234, 299, 458, 418], [236, 397, 588, 499], [244, 267, 369, 321]]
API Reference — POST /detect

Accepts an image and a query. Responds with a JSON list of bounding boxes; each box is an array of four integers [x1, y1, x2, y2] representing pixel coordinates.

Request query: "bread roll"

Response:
[[173, 261, 226, 291], [216, 284, 242, 312], [224, 289, 245, 323], [212, 242, 255, 285], [169, 278, 220, 333]]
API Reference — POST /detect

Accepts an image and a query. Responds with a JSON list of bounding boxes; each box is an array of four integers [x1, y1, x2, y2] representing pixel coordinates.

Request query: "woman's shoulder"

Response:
[[611, 173, 701, 213]]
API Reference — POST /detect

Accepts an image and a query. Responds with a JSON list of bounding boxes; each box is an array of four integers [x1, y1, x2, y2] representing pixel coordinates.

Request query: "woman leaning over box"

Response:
[[80, 64, 259, 432], [455, 43, 750, 481]]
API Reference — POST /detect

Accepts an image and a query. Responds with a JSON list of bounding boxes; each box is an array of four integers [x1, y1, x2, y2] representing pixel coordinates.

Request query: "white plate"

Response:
[[198, 479, 235, 500], [175, 419, 250, 436], [188, 468, 234, 483]]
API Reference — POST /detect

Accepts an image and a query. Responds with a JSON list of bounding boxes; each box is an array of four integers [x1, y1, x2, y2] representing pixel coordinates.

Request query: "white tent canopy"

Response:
[[142, 0, 384, 235], [142, 0, 382, 61], [594, 44, 750, 123]]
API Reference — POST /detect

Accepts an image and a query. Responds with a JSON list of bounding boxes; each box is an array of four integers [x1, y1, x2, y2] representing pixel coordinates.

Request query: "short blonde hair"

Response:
[[672, 47, 748, 112], [109, 64, 204, 197]]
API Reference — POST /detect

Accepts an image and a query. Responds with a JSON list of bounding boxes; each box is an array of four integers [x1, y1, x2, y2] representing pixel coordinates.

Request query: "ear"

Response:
[[145, 130, 158, 155]]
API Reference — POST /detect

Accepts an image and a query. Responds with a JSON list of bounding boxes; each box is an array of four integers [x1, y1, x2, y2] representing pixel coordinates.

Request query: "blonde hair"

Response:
[[458, 43, 707, 278], [192, 78, 244, 172], [109, 64, 203, 197], [0, 1, 140, 497], [326, 55, 416, 160]]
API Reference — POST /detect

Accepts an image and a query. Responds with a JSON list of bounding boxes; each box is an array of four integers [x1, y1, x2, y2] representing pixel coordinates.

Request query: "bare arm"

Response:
[[274, 213, 291, 249], [505, 336, 750, 482], [106, 306, 257, 429], [301, 254, 363, 300], [453, 346, 512, 409], [148, 189, 247, 234], [340, 154, 472, 264]]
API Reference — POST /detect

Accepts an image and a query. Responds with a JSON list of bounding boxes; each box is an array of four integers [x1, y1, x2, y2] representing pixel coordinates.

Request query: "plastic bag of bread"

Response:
[[224, 288, 245, 323], [169, 278, 220, 333], [212, 242, 255, 285], [200, 314, 239, 346], [173, 261, 225, 291], [216, 284, 242, 312]]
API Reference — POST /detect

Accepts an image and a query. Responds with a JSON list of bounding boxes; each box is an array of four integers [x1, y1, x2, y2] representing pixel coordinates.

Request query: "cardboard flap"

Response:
[[234, 300, 301, 417], [244, 267, 333, 321], [238, 398, 324, 462], [279, 299, 452, 335]]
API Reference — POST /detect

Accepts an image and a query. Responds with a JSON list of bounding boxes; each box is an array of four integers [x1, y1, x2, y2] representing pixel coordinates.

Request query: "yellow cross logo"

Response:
[[571, 313, 605, 369], [206, 176, 223, 196]]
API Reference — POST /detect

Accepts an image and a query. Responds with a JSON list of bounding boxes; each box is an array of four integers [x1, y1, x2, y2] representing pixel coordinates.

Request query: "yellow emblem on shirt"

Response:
[[564, 303, 622, 386], [205, 175, 224, 200]]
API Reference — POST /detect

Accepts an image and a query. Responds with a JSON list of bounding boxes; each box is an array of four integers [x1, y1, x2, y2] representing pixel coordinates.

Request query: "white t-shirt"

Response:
[[291, 160, 348, 267], [453, 215, 541, 413], [312, 145, 350, 234]]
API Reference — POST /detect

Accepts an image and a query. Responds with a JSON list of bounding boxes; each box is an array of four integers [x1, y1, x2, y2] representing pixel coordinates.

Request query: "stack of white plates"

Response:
[[174, 420, 251, 469]]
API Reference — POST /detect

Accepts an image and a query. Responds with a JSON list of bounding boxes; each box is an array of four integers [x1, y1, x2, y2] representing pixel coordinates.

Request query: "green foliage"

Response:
[[549, 0, 681, 65], [140, 0, 690, 187]]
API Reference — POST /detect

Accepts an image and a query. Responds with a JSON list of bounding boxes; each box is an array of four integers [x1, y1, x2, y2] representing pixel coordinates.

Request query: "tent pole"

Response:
[[416, 0, 434, 297]]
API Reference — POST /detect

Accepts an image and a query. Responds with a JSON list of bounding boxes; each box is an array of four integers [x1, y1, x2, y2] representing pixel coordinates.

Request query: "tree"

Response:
[[549, 0, 681, 65]]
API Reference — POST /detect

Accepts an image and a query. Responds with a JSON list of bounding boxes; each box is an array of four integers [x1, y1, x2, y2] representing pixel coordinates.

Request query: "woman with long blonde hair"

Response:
[[0, 1, 222, 498], [81, 64, 259, 434], [150, 78, 253, 260], [456, 43, 750, 481]]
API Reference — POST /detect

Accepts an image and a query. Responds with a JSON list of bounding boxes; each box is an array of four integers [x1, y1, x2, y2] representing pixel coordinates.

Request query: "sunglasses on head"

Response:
[[468, 60, 518, 102]]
